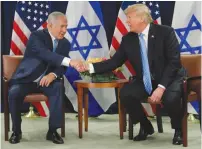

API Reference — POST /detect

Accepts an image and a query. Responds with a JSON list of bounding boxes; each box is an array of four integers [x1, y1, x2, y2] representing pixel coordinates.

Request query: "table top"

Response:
[[74, 79, 128, 88]]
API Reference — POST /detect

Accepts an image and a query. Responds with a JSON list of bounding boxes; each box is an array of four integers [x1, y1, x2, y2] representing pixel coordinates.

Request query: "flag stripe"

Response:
[[64, 76, 78, 111], [13, 21, 28, 46], [118, 9, 130, 32], [11, 41, 23, 55], [111, 37, 121, 51], [142, 103, 155, 116], [113, 71, 126, 79], [116, 17, 128, 36], [11, 31, 26, 53], [121, 64, 132, 78], [13, 12, 31, 38], [113, 28, 123, 44], [40, 101, 49, 116], [32, 102, 47, 116], [125, 61, 136, 75], [89, 2, 104, 26], [42, 22, 47, 28]]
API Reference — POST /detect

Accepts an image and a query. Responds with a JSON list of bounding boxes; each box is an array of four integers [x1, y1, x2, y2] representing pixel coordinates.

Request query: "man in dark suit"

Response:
[[8, 12, 82, 144], [78, 4, 183, 145]]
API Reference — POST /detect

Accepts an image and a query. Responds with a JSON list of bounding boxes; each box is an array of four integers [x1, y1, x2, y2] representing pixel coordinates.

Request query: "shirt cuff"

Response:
[[158, 84, 166, 90], [61, 57, 71, 67], [50, 72, 57, 78], [89, 63, 95, 73]]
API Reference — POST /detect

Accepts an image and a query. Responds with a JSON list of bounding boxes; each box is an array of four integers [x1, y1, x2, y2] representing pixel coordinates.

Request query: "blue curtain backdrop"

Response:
[[1, 1, 175, 113]]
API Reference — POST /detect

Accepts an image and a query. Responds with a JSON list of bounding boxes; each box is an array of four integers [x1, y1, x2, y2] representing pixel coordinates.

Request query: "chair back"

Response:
[[3, 55, 23, 81], [181, 54, 201, 101], [180, 54, 201, 78]]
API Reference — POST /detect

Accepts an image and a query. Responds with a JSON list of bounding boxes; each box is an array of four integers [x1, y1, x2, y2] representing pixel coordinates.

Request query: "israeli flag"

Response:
[[172, 1, 201, 54], [64, 1, 116, 116], [172, 1, 201, 114]]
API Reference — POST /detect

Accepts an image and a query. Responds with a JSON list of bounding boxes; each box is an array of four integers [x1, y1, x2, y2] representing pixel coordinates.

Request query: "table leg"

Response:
[[123, 108, 126, 132], [77, 87, 83, 138], [84, 88, 89, 132], [117, 87, 124, 139]]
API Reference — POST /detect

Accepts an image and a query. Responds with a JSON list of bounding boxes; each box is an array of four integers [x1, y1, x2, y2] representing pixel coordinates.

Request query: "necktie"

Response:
[[139, 33, 153, 94], [53, 39, 58, 52]]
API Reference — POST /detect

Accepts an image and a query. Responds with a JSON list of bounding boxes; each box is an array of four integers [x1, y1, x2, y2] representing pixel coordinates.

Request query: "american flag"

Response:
[[110, 1, 161, 116], [10, 1, 51, 117]]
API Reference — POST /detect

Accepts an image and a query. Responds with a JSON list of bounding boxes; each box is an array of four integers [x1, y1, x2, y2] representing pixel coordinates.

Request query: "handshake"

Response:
[[69, 59, 90, 72]]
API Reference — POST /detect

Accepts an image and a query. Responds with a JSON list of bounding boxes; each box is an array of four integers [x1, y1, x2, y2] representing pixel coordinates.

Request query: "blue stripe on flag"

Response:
[[89, 2, 104, 26], [190, 100, 199, 114], [65, 68, 104, 116]]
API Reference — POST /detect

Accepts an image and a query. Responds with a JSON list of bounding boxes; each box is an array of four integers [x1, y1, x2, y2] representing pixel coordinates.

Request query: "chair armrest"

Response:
[[3, 77, 8, 82], [187, 76, 201, 81], [3, 77, 8, 87], [3, 77, 9, 103]]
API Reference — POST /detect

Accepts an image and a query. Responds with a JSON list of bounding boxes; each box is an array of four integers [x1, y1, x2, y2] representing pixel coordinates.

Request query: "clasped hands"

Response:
[[69, 59, 89, 72]]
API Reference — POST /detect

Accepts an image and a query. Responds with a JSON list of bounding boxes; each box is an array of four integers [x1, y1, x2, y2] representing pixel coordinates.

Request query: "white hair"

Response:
[[47, 11, 66, 24]]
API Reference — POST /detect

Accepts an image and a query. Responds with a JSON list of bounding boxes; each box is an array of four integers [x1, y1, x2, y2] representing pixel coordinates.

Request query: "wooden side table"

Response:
[[74, 79, 128, 139]]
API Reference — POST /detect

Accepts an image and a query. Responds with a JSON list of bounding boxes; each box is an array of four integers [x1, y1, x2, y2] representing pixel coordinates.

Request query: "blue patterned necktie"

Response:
[[139, 33, 153, 94], [53, 39, 58, 52]]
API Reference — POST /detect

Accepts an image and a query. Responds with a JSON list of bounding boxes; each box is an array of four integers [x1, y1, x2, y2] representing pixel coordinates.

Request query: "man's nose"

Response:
[[62, 27, 67, 32], [126, 19, 129, 25]]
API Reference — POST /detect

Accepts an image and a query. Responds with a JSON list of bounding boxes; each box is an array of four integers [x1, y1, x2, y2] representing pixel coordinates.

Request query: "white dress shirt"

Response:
[[141, 24, 150, 53]]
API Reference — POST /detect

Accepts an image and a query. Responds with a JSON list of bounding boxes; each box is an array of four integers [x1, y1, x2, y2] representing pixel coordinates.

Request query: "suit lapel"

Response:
[[130, 33, 143, 76], [148, 23, 156, 69], [56, 40, 61, 53], [44, 29, 53, 51]]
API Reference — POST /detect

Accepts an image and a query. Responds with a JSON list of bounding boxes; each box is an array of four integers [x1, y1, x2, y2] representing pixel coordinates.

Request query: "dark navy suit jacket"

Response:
[[93, 24, 182, 88], [10, 29, 70, 85]]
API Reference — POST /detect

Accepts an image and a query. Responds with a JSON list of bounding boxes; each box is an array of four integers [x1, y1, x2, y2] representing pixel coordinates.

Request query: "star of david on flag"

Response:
[[64, 1, 116, 116], [172, 1, 201, 55], [175, 15, 201, 54], [67, 16, 102, 59]]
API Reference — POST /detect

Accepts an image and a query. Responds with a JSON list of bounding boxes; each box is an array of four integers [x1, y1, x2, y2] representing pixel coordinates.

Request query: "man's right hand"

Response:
[[69, 60, 89, 72]]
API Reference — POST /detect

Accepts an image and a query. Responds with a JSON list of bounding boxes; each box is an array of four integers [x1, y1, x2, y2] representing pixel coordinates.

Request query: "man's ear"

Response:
[[47, 23, 52, 29]]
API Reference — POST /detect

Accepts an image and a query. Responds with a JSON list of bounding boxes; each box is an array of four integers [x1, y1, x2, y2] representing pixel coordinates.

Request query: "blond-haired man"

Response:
[[80, 4, 183, 145]]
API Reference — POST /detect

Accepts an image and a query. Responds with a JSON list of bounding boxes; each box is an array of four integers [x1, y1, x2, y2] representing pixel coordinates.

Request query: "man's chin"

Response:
[[58, 36, 64, 39]]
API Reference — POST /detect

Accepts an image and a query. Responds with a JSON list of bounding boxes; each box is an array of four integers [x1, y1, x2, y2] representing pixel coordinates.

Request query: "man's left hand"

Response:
[[148, 87, 165, 104], [39, 73, 56, 87]]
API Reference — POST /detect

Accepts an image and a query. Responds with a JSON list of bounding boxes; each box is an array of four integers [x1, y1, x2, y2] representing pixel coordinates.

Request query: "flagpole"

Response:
[[24, 104, 40, 118], [188, 114, 200, 123]]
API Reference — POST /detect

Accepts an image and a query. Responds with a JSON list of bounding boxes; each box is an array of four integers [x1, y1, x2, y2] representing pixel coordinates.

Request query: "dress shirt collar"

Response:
[[141, 24, 150, 36], [48, 30, 57, 43]]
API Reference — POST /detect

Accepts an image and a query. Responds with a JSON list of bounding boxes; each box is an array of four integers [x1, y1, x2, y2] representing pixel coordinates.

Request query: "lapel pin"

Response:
[[151, 35, 154, 38]]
